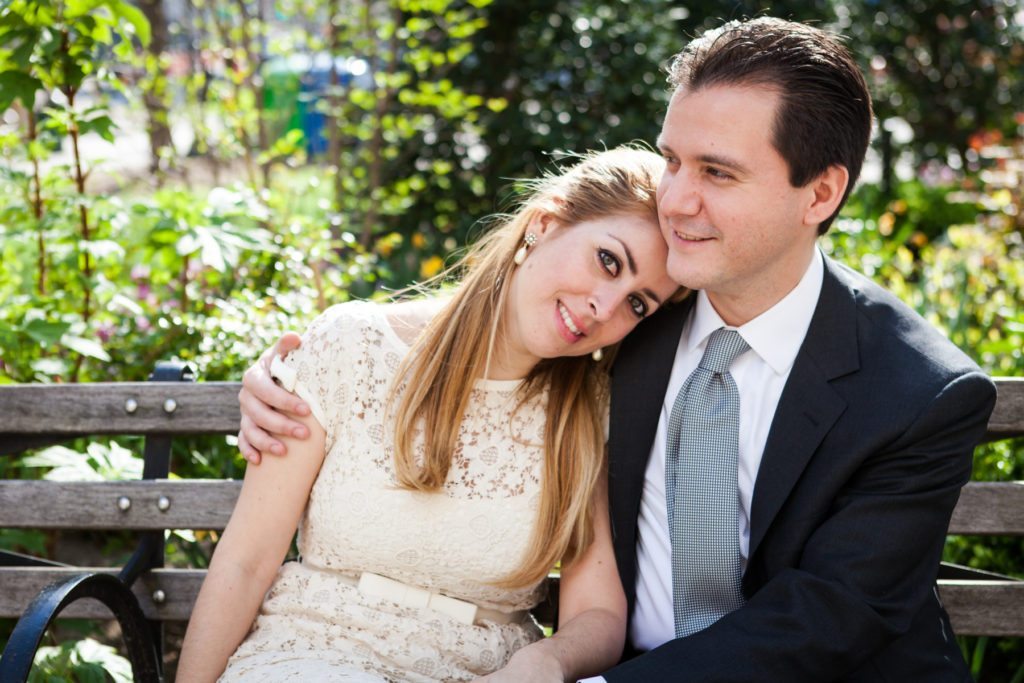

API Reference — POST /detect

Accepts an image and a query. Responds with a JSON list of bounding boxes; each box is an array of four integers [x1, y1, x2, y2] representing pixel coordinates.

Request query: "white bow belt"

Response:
[[344, 571, 528, 626]]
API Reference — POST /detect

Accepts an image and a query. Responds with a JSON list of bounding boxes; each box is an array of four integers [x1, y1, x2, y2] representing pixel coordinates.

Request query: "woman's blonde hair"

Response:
[[390, 145, 670, 587]]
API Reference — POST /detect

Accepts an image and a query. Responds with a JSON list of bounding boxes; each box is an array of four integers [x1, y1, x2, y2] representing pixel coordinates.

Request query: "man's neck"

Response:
[[707, 245, 818, 327]]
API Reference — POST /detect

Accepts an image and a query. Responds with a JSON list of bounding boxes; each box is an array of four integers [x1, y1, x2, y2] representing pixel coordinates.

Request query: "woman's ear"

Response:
[[527, 207, 562, 240]]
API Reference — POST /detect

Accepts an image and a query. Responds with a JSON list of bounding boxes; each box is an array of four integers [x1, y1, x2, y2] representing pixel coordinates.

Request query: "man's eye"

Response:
[[599, 249, 620, 276], [629, 295, 648, 319], [707, 167, 733, 180]]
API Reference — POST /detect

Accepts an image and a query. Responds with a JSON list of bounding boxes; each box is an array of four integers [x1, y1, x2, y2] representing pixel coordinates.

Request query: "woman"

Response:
[[178, 146, 682, 682]]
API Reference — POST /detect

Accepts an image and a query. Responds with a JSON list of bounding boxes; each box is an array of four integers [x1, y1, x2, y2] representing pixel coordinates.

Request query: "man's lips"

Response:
[[672, 229, 715, 242]]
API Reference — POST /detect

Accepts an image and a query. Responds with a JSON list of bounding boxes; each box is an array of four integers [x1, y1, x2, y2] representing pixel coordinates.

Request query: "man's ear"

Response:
[[803, 164, 849, 227]]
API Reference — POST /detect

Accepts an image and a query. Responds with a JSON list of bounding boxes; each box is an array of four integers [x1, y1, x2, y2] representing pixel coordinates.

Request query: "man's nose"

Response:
[[659, 172, 700, 216]]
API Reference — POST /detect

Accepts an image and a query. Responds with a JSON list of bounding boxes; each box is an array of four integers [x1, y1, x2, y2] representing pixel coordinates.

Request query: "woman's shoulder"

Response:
[[378, 297, 449, 348], [303, 297, 449, 352]]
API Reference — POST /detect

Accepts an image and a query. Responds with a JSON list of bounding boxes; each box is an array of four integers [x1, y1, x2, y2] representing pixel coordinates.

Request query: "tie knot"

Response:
[[698, 328, 750, 374]]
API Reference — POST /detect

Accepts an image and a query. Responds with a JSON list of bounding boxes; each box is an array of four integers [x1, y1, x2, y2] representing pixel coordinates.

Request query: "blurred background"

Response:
[[1, 0, 1022, 679]]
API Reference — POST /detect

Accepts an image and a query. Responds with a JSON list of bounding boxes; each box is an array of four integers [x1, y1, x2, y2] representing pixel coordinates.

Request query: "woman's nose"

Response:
[[588, 291, 615, 322]]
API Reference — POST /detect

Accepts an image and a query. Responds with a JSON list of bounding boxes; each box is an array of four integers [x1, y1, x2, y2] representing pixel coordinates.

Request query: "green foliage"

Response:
[[29, 637, 132, 683], [825, 133, 1024, 681], [21, 441, 142, 481], [839, 0, 1024, 165]]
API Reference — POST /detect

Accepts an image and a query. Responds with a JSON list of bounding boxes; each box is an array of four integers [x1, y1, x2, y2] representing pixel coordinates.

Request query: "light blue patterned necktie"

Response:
[[665, 327, 750, 637]]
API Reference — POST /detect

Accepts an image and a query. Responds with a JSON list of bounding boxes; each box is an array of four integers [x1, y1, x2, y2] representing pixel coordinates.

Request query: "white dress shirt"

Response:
[[578, 250, 823, 683]]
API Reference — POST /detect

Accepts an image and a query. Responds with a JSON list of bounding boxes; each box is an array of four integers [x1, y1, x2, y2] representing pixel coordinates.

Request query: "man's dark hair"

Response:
[[667, 17, 873, 234]]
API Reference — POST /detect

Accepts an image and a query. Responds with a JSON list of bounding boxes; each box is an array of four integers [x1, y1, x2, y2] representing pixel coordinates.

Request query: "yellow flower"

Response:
[[878, 212, 895, 236], [420, 255, 445, 279], [376, 233, 403, 258], [412, 233, 426, 249]]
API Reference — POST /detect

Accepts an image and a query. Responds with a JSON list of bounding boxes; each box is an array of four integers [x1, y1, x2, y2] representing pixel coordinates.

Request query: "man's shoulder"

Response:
[[823, 257, 984, 380]]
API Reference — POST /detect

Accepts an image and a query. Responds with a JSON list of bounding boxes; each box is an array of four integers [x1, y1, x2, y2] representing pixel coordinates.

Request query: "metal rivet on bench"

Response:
[[157, 496, 171, 511], [117, 496, 132, 512], [124, 398, 138, 414], [152, 589, 166, 604], [163, 398, 177, 414]]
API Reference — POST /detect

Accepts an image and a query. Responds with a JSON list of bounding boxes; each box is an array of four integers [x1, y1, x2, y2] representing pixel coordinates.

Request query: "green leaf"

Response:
[[10, 32, 38, 69], [23, 319, 71, 345], [112, 0, 151, 46], [0, 70, 42, 111], [196, 227, 226, 271], [82, 239, 125, 259], [22, 445, 92, 472], [62, 335, 112, 361], [90, 19, 112, 45], [30, 358, 68, 378]]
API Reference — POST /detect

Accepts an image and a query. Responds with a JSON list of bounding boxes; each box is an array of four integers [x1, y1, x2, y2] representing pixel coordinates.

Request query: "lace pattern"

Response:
[[220, 301, 549, 681]]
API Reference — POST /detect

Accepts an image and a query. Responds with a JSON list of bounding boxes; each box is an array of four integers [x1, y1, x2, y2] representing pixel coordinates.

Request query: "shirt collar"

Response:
[[685, 248, 824, 375]]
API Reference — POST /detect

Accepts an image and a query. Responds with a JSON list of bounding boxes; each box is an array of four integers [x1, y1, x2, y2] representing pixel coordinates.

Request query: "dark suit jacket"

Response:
[[603, 257, 997, 682]]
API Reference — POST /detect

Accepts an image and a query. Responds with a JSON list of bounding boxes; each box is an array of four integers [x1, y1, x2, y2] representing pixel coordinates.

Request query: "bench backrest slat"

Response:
[[937, 581, 1024, 637], [0, 567, 203, 621], [2, 480, 1018, 534], [947, 482, 1024, 535], [0, 480, 241, 530], [987, 377, 1024, 439], [0, 383, 240, 435], [0, 378, 1019, 438]]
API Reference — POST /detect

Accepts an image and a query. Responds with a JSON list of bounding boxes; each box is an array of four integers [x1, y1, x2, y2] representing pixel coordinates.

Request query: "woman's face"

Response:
[[498, 211, 679, 379]]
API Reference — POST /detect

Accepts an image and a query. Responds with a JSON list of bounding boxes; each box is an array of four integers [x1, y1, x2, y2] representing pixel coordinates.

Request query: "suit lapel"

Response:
[[747, 258, 861, 558], [608, 297, 692, 598]]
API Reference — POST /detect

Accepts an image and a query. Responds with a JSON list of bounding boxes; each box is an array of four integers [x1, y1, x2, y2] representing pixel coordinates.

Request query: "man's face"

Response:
[[656, 84, 821, 325]]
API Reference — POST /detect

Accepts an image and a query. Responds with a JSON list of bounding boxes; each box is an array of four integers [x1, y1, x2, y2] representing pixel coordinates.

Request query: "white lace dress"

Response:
[[219, 301, 547, 682]]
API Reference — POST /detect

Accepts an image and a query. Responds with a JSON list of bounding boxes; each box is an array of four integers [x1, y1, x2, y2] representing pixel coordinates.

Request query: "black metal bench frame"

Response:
[[0, 362, 194, 682]]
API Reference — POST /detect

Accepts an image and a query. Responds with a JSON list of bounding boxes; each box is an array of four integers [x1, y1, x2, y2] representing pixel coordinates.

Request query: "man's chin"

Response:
[[666, 261, 708, 291]]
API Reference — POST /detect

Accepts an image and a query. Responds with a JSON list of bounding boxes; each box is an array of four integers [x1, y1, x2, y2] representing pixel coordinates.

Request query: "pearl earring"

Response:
[[513, 232, 538, 266], [591, 348, 604, 362]]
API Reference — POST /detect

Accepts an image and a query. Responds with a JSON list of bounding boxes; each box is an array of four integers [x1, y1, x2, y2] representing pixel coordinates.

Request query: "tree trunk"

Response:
[[880, 123, 894, 199], [359, 2, 401, 248], [137, 0, 174, 176]]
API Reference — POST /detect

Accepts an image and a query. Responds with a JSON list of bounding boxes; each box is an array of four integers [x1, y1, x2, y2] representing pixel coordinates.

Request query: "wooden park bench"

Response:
[[0, 365, 1021, 681]]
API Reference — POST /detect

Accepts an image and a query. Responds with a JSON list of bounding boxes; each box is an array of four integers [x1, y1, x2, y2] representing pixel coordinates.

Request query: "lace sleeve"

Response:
[[270, 303, 355, 452]]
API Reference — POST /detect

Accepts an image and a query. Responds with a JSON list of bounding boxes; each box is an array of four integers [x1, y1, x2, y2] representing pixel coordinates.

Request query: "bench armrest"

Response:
[[0, 572, 161, 683]]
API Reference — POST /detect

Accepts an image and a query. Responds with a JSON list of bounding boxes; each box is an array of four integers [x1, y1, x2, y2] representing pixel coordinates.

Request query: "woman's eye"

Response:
[[598, 249, 620, 276], [629, 295, 648, 319]]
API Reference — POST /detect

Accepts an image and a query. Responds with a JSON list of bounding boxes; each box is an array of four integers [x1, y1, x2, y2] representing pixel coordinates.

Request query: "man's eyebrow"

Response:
[[609, 234, 663, 305], [698, 153, 750, 176]]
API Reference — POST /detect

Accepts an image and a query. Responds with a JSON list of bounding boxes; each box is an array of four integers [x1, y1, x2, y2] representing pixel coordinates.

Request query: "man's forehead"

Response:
[[658, 84, 780, 145]]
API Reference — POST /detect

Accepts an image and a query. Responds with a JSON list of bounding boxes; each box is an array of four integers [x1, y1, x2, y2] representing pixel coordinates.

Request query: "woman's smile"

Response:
[[557, 301, 586, 342]]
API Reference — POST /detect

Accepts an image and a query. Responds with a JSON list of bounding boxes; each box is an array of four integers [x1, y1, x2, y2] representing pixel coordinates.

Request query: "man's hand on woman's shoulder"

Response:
[[238, 332, 308, 464]]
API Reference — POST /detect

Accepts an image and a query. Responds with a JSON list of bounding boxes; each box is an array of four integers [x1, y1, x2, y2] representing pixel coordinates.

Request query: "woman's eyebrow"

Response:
[[608, 235, 637, 275]]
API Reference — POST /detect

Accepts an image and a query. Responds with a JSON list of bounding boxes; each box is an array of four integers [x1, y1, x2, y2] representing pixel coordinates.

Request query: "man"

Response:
[[238, 18, 996, 681]]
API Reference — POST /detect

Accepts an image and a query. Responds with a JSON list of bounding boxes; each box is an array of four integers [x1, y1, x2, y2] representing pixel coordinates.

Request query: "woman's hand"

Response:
[[474, 639, 564, 682], [477, 472, 626, 683], [238, 332, 307, 464]]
